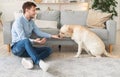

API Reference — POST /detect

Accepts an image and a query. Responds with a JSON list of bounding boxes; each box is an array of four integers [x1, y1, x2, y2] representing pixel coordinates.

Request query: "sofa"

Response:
[[3, 10, 117, 53]]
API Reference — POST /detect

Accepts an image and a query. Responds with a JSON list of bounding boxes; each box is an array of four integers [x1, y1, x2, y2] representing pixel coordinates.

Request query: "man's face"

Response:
[[26, 6, 36, 19]]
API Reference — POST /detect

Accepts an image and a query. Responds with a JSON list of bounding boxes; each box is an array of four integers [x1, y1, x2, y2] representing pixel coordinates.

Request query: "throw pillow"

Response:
[[60, 10, 88, 26], [87, 9, 112, 28], [36, 10, 60, 23], [34, 20, 58, 29], [14, 11, 23, 20]]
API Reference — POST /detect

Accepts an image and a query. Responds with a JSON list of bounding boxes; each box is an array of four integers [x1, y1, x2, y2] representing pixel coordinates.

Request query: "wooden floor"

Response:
[[0, 29, 120, 57], [0, 30, 11, 57]]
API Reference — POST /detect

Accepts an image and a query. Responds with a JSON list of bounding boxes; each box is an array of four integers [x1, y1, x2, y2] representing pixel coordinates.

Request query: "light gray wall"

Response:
[[0, 0, 31, 22], [0, 0, 88, 22]]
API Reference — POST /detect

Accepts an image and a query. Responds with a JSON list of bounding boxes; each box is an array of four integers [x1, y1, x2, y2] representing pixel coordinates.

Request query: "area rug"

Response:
[[0, 56, 120, 77]]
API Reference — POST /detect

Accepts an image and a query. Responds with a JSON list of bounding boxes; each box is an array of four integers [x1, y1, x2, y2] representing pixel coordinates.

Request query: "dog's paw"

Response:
[[74, 55, 79, 58]]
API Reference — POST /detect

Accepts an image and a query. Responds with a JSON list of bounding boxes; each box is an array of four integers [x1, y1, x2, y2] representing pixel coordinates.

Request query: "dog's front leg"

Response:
[[74, 42, 82, 58]]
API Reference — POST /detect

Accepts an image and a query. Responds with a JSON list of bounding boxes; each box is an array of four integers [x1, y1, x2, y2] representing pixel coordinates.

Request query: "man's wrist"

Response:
[[51, 35, 54, 38]]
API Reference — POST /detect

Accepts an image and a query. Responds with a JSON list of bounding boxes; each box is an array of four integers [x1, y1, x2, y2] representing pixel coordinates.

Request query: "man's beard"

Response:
[[30, 16, 34, 19], [29, 14, 35, 19]]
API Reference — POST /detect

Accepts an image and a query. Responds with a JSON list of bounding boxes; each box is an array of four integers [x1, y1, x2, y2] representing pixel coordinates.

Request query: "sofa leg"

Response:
[[58, 45, 61, 52], [109, 44, 112, 54], [7, 44, 11, 52]]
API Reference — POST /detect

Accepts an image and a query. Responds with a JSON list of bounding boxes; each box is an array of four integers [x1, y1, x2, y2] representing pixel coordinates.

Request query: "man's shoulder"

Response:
[[14, 16, 23, 24], [16, 16, 23, 21]]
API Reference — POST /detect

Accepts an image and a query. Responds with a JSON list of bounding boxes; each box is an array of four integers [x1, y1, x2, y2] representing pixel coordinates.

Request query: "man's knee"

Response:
[[23, 39, 30, 41], [46, 47, 52, 54]]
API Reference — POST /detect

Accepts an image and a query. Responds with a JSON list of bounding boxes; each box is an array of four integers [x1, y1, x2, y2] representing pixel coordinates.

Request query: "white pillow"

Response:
[[14, 11, 23, 20], [34, 20, 58, 29], [87, 9, 112, 28]]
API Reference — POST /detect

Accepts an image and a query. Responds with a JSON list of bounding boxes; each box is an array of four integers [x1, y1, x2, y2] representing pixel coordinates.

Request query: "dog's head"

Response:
[[59, 25, 73, 38]]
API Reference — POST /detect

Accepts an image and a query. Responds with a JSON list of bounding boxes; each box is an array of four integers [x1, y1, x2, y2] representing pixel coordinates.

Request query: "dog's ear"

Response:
[[68, 26, 73, 33]]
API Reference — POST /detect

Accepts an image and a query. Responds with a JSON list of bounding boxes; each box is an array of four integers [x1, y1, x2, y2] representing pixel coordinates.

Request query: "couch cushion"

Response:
[[34, 20, 58, 29], [30, 28, 59, 39], [60, 11, 88, 26], [90, 28, 108, 40], [46, 38, 76, 46], [36, 10, 60, 28], [40, 28, 59, 35]]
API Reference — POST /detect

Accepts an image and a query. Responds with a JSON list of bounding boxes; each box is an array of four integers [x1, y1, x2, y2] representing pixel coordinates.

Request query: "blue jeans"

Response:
[[11, 39, 52, 64]]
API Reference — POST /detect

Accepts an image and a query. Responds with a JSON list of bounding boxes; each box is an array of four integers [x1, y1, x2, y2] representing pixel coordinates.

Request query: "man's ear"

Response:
[[25, 8, 29, 13]]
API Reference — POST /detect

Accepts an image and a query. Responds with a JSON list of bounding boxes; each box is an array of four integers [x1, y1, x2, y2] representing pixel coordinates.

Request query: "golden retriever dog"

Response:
[[59, 25, 118, 58]]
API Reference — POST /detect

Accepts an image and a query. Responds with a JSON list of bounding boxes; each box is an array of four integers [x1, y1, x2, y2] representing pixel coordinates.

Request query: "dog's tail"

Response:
[[104, 50, 120, 58]]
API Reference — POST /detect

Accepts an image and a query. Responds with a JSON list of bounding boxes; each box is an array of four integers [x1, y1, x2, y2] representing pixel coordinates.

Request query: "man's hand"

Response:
[[51, 35, 61, 39], [33, 38, 47, 45]]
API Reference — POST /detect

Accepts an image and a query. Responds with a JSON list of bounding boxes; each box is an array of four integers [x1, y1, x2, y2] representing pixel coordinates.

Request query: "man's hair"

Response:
[[22, 1, 36, 14]]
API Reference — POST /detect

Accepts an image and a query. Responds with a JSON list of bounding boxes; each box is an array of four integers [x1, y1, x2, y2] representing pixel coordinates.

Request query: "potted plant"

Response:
[[91, 0, 118, 19]]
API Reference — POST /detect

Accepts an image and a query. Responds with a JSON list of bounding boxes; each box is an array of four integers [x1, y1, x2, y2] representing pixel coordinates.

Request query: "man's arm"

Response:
[[32, 22, 60, 39], [32, 22, 52, 38], [12, 22, 27, 40]]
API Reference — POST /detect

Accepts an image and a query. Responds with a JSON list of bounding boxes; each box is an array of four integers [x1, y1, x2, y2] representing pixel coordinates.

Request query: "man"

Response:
[[11, 1, 59, 71]]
